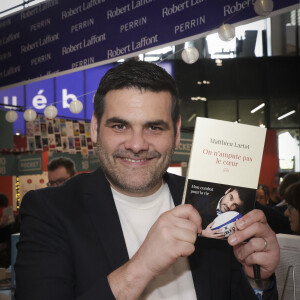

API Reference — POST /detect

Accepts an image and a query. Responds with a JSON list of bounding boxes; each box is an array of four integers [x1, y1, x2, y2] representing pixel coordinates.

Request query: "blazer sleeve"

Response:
[[15, 190, 116, 300], [230, 255, 278, 300]]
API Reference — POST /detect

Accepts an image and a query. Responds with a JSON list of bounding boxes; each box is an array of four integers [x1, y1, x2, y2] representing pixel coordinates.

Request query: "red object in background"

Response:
[[259, 130, 279, 191], [13, 135, 28, 152], [27, 179, 32, 184], [0, 177, 13, 207]]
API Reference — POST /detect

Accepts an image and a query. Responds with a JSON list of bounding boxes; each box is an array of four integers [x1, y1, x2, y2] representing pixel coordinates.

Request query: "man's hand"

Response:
[[227, 209, 280, 288], [108, 204, 201, 300]]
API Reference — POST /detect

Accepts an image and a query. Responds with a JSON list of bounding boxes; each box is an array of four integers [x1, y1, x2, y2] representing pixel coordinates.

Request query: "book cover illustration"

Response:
[[182, 117, 266, 239]]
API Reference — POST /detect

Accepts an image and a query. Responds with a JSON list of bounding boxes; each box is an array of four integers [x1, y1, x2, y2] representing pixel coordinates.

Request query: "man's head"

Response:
[[219, 187, 247, 213], [91, 60, 181, 197], [278, 172, 300, 200], [93, 60, 180, 134], [47, 157, 76, 187]]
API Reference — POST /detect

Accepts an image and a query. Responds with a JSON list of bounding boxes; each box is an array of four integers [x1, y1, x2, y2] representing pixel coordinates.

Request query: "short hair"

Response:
[[278, 172, 300, 198], [0, 193, 9, 207], [93, 60, 180, 133], [284, 181, 300, 213], [47, 157, 76, 177], [226, 186, 255, 214]]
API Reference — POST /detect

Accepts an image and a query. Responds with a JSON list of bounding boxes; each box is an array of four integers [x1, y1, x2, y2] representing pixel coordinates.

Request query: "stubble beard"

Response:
[[95, 136, 176, 195]]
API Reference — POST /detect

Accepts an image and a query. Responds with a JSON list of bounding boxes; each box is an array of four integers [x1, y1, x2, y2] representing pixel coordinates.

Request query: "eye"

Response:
[[112, 123, 126, 130], [149, 125, 163, 131]]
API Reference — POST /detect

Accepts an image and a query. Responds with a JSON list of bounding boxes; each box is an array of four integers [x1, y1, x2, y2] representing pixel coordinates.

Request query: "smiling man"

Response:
[[217, 187, 245, 214], [15, 60, 280, 300], [93, 88, 179, 196]]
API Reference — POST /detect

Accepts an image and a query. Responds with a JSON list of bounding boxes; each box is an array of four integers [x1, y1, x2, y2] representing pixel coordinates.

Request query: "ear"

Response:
[[91, 114, 98, 143], [175, 116, 181, 149]]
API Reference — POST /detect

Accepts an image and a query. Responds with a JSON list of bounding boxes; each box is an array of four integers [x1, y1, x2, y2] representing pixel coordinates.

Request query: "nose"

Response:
[[124, 129, 149, 153]]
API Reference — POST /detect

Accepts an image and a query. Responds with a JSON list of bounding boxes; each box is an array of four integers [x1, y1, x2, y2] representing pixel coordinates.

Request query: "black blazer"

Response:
[[15, 168, 276, 299]]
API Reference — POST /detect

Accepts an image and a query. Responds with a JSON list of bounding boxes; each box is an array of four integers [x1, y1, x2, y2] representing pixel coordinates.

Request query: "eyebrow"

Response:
[[146, 120, 170, 129], [104, 117, 129, 126], [105, 117, 171, 129]]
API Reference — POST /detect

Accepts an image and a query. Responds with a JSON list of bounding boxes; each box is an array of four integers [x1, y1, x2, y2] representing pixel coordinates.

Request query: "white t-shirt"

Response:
[[112, 183, 197, 300]]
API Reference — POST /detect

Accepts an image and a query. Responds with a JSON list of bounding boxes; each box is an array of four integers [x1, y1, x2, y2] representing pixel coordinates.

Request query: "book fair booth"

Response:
[[0, 0, 299, 298]]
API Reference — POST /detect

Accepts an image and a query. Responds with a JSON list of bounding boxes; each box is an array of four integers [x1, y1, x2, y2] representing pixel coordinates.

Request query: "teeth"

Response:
[[124, 158, 146, 162]]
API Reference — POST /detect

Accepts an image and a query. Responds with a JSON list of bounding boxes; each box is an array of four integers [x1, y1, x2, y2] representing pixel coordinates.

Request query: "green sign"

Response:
[[0, 154, 43, 176], [0, 111, 13, 149], [18, 156, 42, 175], [172, 132, 193, 163]]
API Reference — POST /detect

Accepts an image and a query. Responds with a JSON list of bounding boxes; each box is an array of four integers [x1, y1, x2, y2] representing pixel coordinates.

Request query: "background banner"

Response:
[[0, 0, 299, 89]]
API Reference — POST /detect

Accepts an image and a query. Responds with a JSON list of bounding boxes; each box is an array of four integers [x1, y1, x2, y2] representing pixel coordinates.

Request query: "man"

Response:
[[47, 157, 76, 187], [199, 186, 251, 239], [15, 60, 279, 299], [216, 187, 247, 215]]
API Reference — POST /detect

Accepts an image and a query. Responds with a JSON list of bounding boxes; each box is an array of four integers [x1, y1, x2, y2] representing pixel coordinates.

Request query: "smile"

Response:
[[123, 158, 148, 163]]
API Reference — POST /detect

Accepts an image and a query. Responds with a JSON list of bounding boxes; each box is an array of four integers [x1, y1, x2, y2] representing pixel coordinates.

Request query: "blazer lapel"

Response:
[[164, 172, 185, 206], [81, 168, 129, 272]]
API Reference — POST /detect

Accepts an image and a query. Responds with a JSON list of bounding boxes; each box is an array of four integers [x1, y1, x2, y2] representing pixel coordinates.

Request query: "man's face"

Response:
[[47, 166, 71, 187], [220, 189, 243, 213], [91, 88, 181, 197]]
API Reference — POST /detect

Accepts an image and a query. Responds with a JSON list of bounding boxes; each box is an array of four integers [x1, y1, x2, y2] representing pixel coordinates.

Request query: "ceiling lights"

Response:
[[277, 110, 296, 120], [191, 97, 207, 101], [251, 103, 265, 113], [197, 80, 210, 85], [4, 99, 84, 123], [181, 47, 200, 64], [5, 110, 18, 123], [254, 0, 274, 16]]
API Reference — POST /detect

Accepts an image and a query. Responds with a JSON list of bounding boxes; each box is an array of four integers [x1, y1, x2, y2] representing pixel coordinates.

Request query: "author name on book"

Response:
[[210, 138, 250, 149]]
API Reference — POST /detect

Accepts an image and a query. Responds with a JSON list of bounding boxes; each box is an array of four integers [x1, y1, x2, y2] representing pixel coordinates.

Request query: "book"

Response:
[[182, 117, 266, 239], [275, 233, 300, 300]]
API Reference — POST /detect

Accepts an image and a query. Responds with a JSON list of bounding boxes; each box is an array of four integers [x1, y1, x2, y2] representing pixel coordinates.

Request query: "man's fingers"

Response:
[[233, 236, 271, 261], [235, 209, 267, 231], [173, 218, 199, 236], [171, 204, 202, 233], [227, 209, 280, 280]]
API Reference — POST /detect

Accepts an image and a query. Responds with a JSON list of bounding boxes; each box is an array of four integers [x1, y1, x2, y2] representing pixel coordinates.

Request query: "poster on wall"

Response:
[[21, 116, 96, 153]]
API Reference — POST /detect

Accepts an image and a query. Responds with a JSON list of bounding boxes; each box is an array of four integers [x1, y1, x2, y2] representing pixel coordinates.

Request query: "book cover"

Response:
[[182, 117, 266, 239]]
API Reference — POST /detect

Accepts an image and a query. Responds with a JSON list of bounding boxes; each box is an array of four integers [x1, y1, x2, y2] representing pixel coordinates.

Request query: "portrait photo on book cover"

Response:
[[184, 180, 256, 240]]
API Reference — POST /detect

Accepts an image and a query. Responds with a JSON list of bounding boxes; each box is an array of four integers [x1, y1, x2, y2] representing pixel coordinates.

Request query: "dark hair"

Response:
[[271, 187, 278, 194], [278, 172, 300, 198], [257, 184, 270, 198], [0, 193, 9, 207], [93, 60, 180, 133], [284, 181, 300, 213], [47, 157, 76, 177], [227, 186, 256, 214]]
